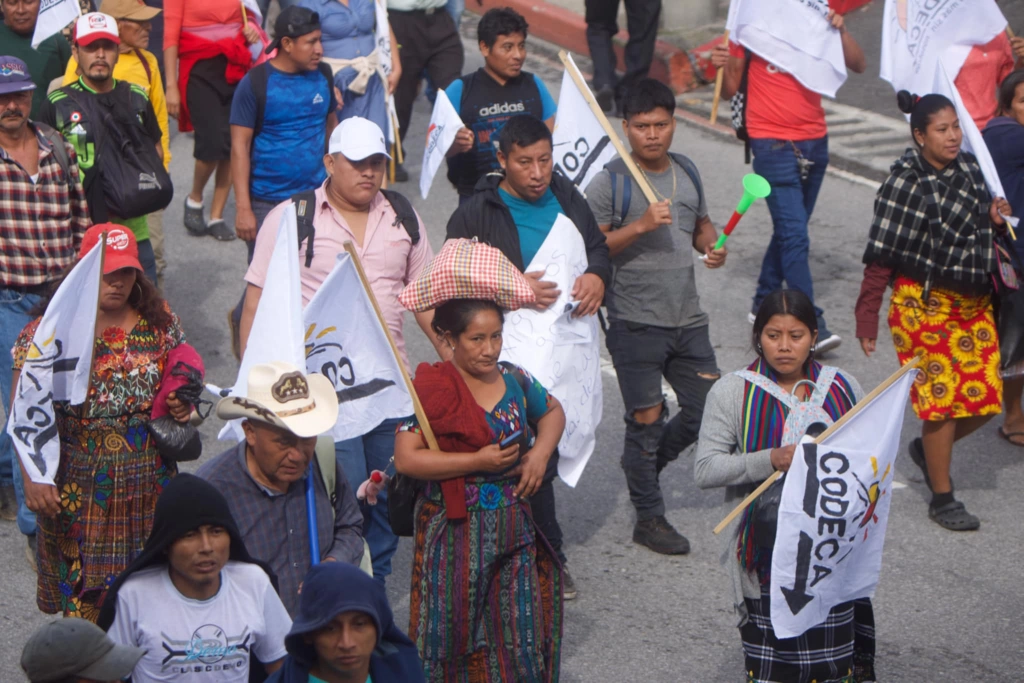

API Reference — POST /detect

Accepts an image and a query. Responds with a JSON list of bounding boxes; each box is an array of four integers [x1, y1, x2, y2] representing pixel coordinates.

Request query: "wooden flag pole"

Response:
[[557, 50, 658, 205], [241, 0, 248, 28], [343, 242, 439, 451], [712, 355, 923, 536], [709, 30, 730, 124]]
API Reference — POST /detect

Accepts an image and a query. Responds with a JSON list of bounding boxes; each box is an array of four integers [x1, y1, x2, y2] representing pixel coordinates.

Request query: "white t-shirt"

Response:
[[108, 561, 292, 682]]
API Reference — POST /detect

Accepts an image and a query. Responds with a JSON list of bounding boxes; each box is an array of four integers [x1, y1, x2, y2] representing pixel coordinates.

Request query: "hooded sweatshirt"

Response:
[[983, 116, 1024, 248], [266, 562, 425, 683]]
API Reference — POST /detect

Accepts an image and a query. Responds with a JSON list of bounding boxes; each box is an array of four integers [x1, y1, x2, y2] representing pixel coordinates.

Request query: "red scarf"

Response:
[[176, 31, 253, 132], [412, 361, 495, 520]]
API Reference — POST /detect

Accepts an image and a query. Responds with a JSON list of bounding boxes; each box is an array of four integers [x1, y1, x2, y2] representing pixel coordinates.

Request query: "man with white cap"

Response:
[[240, 116, 443, 586], [197, 361, 364, 616], [21, 618, 145, 682]]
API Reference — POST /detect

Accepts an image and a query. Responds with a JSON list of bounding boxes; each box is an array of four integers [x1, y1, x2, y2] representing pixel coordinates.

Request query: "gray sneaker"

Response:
[[183, 198, 208, 236], [561, 567, 577, 601], [0, 483, 16, 521]]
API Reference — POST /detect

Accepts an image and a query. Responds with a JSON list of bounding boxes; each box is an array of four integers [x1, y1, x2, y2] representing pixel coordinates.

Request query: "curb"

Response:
[[465, 0, 695, 94]]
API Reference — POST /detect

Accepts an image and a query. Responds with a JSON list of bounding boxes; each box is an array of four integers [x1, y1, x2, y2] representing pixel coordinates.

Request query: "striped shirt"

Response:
[[0, 122, 90, 288]]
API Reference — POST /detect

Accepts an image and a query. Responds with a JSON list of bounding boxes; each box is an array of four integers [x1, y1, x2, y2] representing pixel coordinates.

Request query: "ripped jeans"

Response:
[[606, 321, 719, 520]]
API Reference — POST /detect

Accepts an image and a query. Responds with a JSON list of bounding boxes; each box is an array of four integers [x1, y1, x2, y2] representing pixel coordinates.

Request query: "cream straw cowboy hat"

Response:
[[216, 362, 338, 438]]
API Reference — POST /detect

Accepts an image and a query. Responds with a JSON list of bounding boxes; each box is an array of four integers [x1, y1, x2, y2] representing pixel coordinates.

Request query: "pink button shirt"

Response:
[[245, 182, 434, 368]]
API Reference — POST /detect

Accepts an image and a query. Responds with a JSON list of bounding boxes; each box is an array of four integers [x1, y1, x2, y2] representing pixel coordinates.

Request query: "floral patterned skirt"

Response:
[[888, 276, 1003, 420], [37, 412, 174, 620], [409, 476, 563, 683]]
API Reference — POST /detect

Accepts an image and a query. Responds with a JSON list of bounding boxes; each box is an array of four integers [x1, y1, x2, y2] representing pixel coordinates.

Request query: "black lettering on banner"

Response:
[[781, 530, 814, 614], [809, 563, 832, 588], [305, 336, 396, 405], [802, 443, 818, 518], [819, 450, 849, 474], [553, 135, 611, 186], [814, 538, 840, 561], [817, 516, 846, 538], [821, 476, 847, 497], [820, 495, 849, 517]]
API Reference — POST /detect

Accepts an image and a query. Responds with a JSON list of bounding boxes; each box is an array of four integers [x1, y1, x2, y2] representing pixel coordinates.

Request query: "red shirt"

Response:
[[730, 42, 828, 141], [954, 33, 1015, 131]]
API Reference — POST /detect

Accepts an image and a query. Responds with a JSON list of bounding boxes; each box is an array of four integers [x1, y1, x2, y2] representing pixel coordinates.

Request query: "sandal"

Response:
[[208, 219, 236, 242], [998, 426, 1024, 447], [928, 500, 980, 531], [183, 198, 208, 236]]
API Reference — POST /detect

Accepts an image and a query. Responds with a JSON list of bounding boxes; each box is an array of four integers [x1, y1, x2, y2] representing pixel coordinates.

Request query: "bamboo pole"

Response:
[[343, 242, 438, 451], [709, 30, 730, 124], [557, 50, 658, 205], [712, 355, 923, 535], [241, 0, 248, 28]]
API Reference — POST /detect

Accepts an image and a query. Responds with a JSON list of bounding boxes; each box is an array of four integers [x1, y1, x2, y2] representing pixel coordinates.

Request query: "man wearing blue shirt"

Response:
[[444, 8, 556, 203], [228, 6, 337, 356], [230, 6, 337, 254]]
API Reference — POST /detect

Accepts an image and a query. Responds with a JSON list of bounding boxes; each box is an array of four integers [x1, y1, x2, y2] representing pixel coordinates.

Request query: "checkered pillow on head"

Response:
[[399, 238, 537, 312]]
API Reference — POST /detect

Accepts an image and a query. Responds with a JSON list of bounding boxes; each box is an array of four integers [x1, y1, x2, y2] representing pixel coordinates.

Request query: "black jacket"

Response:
[[445, 173, 611, 284]]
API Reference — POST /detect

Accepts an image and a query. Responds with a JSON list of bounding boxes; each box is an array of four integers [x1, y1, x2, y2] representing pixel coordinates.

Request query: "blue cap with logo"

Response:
[[0, 56, 36, 95]]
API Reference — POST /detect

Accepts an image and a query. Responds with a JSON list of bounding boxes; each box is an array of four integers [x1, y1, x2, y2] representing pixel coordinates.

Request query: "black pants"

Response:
[[529, 450, 566, 565], [390, 9, 464, 144], [584, 0, 662, 101]]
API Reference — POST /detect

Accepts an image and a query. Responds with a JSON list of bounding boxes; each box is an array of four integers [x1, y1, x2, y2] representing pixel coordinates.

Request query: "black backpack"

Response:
[[249, 61, 335, 138], [66, 84, 172, 220], [291, 188, 421, 267], [730, 49, 754, 164]]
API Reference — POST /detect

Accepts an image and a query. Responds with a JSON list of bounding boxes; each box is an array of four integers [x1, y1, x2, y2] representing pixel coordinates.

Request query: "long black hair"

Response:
[[30, 265, 171, 330], [896, 90, 956, 147], [751, 290, 818, 366], [997, 70, 1024, 116]]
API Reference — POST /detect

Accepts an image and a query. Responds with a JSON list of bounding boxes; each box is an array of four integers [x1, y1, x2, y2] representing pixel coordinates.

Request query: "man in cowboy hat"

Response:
[[197, 361, 364, 616]]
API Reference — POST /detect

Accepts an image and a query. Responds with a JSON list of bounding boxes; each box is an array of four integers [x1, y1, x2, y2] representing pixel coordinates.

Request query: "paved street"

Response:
[[2, 27, 1024, 682]]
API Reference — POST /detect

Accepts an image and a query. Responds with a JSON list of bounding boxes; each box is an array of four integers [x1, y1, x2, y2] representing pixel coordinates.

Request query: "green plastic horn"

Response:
[[713, 173, 772, 250]]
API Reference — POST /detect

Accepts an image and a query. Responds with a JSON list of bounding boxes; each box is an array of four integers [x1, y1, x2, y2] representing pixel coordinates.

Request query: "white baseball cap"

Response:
[[328, 117, 391, 161], [75, 12, 120, 46]]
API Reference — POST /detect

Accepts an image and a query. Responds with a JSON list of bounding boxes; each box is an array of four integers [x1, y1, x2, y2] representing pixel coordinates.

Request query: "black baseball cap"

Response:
[[265, 6, 321, 54]]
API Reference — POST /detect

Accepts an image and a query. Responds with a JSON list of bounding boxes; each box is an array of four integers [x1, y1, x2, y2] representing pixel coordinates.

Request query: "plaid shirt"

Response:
[[195, 441, 364, 616], [0, 121, 90, 288], [863, 149, 995, 294]]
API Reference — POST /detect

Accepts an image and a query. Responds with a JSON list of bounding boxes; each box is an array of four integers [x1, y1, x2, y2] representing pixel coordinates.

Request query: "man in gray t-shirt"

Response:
[[586, 79, 727, 556]]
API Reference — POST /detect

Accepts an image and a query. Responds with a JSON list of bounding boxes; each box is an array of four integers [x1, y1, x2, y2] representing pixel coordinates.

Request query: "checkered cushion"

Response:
[[399, 238, 536, 312]]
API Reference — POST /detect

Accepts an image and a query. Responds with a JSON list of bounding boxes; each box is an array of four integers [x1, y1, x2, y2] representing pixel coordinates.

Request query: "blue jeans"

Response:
[[137, 238, 159, 289], [334, 417, 405, 584], [749, 136, 831, 334], [0, 286, 43, 535]]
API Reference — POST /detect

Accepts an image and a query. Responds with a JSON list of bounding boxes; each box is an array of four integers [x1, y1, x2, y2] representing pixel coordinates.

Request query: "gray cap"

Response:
[[21, 619, 145, 682]]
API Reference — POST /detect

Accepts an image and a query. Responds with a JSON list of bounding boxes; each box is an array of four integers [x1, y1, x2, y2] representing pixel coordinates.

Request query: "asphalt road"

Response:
[[2, 30, 1023, 683]]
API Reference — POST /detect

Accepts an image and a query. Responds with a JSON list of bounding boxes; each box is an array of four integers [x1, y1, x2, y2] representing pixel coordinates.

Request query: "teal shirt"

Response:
[[0, 22, 72, 118], [498, 187, 561, 267]]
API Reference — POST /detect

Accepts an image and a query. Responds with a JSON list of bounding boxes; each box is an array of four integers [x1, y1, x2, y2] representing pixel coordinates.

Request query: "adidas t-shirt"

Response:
[[231, 63, 336, 202], [108, 561, 292, 681]]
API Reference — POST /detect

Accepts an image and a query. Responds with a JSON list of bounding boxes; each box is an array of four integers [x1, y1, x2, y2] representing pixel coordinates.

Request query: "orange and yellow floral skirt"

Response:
[[888, 275, 1002, 421]]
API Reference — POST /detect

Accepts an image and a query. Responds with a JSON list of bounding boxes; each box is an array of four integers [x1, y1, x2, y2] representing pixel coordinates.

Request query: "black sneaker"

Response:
[[595, 84, 615, 114], [393, 163, 409, 183], [633, 516, 690, 555], [561, 567, 577, 601]]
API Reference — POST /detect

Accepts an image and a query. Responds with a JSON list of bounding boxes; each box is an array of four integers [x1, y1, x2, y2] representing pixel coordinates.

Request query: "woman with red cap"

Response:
[[10, 223, 199, 621]]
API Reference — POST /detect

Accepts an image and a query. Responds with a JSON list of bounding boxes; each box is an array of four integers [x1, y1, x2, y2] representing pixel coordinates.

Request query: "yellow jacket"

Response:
[[63, 47, 170, 169]]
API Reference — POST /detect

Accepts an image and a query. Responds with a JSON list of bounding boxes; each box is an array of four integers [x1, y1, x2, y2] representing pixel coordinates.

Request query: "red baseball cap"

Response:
[[74, 13, 121, 46], [79, 224, 144, 274]]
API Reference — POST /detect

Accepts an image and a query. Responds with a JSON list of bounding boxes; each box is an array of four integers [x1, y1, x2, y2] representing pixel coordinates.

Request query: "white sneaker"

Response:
[[814, 333, 842, 354], [747, 312, 756, 324]]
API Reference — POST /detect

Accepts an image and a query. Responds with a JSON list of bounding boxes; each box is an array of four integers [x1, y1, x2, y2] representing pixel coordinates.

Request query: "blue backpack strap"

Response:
[[604, 157, 632, 229], [669, 152, 704, 210]]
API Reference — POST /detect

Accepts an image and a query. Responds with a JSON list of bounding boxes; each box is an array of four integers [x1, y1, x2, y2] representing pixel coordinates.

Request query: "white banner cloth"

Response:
[[725, 0, 847, 97], [217, 205, 306, 441], [32, 0, 80, 47], [551, 53, 616, 191], [304, 253, 413, 441], [419, 90, 464, 199], [769, 368, 918, 638], [880, 0, 1009, 199], [8, 239, 103, 484], [499, 214, 602, 487]]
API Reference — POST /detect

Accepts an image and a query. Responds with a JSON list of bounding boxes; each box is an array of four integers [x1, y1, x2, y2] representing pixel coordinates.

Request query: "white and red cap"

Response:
[[74, 12, 121, 46]]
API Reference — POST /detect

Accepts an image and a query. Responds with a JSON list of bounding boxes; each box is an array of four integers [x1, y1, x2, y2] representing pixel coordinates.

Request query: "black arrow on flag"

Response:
[[781, 530, 815, 614]]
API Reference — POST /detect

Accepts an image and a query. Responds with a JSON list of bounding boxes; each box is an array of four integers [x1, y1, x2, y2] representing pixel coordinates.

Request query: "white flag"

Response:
[[769, 367, 918, 638], [880, 0, 1009, 199], [217, 205, 306, 441], [420, 90, 464, 199], [725, 0, 847, 97], [552, 53, 616, 191], [31, 0, 80, 48], [374, 0, 393, 79], [8, 238, 103, 484], [242, 0, 263, 28], [499, 214, 602, 487], [304, 253, 413, 441]]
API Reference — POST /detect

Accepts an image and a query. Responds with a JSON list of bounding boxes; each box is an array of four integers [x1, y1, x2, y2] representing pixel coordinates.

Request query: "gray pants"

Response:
[[605, 320, 718, 520]]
